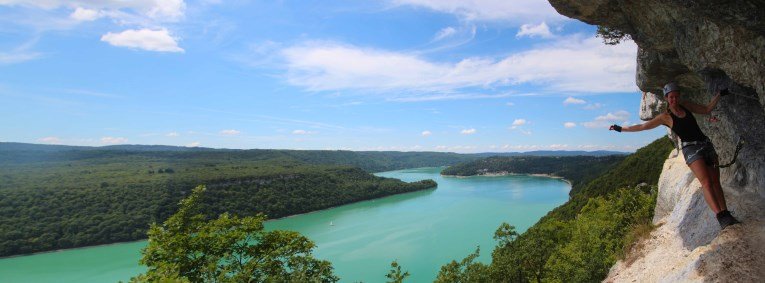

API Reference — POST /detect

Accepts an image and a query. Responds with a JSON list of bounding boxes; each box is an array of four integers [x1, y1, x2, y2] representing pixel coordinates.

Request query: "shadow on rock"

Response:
[[678, 190, 718, 250]]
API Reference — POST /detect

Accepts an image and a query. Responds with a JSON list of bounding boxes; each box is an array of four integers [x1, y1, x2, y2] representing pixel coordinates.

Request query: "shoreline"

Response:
[[442, 172, 573, 186], [268, 185, 437, 221], [0, 239, 149, 260]]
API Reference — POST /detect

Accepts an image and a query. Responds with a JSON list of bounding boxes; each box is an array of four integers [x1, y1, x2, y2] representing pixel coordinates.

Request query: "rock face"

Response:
[[639, 91, 666, 121], [547, 0, 765, 281], [606, 152, 765, 282]]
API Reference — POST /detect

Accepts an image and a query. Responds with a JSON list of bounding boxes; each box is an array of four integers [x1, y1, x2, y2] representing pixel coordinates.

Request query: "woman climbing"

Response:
[[609, 82, 740, 229]]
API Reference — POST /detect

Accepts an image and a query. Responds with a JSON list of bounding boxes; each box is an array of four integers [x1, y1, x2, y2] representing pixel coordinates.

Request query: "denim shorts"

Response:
[[681, 141, 718, 166]]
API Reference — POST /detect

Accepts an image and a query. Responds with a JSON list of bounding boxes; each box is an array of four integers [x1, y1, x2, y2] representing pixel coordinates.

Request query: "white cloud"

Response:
[[390, 0, 566, 23], [101, 29, 183, 52], [433, 26, 457, 41], [564, 122, 577, 128], [186, 141, 200, 147], [144, 0, 185, 20], [37, 136, 61, 144], [0, 50, 41, 64], [516, 22, 552, 38], [280, 35, 637, 96], [0, 39, 42, 64], [100, 136, 127, 144], [549, 144, 569, 149], [583, 103, 604, 110], [70, 7, 100, 21], [460, 128, 476, 135], [597, 111, 630, 121], [220, 129, 241, 135], [509, 118, 529, 130], [421, 130, 432, 137], [506, 102, 514, 106], [291, 129, 317, 135], [582, 110, 630, 128], [563, 96, 586, 105], [166, 132, 179, 137], [1, 0, 186, 22], [434, 145, 478, 152], [511, 119, 527, 126], [388, 92, 511, 102]]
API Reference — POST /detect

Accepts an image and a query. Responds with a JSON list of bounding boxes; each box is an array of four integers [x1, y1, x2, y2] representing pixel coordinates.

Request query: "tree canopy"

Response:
[[131, 185, 339, 283]]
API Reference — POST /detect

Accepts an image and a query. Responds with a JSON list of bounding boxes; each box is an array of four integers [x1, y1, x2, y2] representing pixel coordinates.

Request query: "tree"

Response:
[[131, 185, 339, 283], [596, 26, 630, 45], [385, 260, 410, 283], [435, 247, 489, 283], [492, 223, 518, 247]]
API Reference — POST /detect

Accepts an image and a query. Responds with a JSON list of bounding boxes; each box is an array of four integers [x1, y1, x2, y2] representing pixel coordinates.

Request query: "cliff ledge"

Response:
[[546, 1, 765, 281]]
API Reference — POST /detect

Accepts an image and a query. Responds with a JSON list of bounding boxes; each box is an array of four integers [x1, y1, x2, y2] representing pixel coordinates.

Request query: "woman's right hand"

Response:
[[609, 124, 622, 132]]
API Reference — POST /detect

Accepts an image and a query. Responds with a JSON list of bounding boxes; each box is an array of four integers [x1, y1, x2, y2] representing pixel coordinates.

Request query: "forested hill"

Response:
[[0, 142, 627, 173], [441, 155, 626, 191], [0, 148, 435, 257], [0, 143, 636, 257], [471, 150, 627, 157], [0, 142, 477, 173]]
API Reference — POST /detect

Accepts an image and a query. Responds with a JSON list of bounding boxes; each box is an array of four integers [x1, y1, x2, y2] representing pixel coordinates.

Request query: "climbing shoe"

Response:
[[716, 210, 741, 230]]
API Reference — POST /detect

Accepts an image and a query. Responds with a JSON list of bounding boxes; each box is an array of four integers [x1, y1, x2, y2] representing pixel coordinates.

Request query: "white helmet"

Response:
[[663, 82, 679, 96]]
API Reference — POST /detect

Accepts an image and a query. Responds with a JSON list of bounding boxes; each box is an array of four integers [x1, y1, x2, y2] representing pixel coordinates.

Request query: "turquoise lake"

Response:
[[0, 167, 570, 282]]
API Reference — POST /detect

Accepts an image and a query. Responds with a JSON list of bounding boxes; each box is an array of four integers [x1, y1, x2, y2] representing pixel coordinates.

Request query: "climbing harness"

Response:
[[716, 137, 745, 168]]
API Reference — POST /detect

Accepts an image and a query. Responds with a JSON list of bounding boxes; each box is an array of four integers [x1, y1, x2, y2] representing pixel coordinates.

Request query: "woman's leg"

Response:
[[706, 159, 728, 212], [688, 159, 723, 214]]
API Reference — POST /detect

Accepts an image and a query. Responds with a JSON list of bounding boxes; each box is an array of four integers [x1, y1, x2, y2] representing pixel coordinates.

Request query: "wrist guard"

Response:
[[612, 124, 622, 132]]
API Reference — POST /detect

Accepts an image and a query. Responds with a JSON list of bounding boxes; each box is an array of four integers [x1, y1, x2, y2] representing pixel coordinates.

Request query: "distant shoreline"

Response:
[[268, 185, 437, 221], [0, 239, 148, 260], [442, 172, 572, 186]]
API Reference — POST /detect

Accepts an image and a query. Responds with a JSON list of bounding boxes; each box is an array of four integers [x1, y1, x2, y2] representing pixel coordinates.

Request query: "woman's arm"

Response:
[[610, 113, 669, 132], [681, 91, 721, 115]]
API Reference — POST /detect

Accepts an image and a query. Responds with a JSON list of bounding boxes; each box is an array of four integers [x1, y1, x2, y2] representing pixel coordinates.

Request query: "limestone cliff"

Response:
[[547, 1, 765, 281]]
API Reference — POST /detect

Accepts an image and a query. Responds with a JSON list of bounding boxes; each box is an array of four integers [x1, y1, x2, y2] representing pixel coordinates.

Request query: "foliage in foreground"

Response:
[[131, 185, 338, 283], [385, 260, 411, 283], [437, 137, 674, 282]]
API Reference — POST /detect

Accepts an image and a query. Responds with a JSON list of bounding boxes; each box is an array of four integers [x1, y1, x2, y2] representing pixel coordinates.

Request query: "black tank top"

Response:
[[669, 105, 707, 142]]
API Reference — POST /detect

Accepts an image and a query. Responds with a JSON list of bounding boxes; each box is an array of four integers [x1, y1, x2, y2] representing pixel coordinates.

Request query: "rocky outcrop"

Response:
[[640, 91, 680, 150], [606, 151, 765, 282], [547, 0, 765, 281]]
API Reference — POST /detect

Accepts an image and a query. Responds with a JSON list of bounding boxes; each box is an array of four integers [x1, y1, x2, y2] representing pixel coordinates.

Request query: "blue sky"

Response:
[[0, 0, 664, 152]]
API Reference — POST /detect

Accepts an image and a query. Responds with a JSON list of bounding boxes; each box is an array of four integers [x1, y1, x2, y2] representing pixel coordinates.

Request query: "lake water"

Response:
[[0, 167, 570, 282]]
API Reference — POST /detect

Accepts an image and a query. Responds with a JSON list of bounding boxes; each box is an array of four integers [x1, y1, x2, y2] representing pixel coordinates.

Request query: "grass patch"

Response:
[[620, 222, 660, 267]]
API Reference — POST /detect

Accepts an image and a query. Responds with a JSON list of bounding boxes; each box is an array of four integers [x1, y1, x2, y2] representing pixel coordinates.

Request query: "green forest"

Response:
[[0, 144, 446, 257], [0, 140, 670, 282], [119, 137, 672, 282], [0, 142, 480, 173], [435, 137, 675, 282], [441, 155, 626, 191]]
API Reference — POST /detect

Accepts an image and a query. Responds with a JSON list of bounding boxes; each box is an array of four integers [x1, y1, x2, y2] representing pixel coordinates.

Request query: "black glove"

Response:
[[719, 88, 730, 97], [610, 124, 622, 132]]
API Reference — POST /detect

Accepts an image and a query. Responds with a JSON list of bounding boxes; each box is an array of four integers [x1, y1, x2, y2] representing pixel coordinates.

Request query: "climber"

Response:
[[609, 82, 740, 229]]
